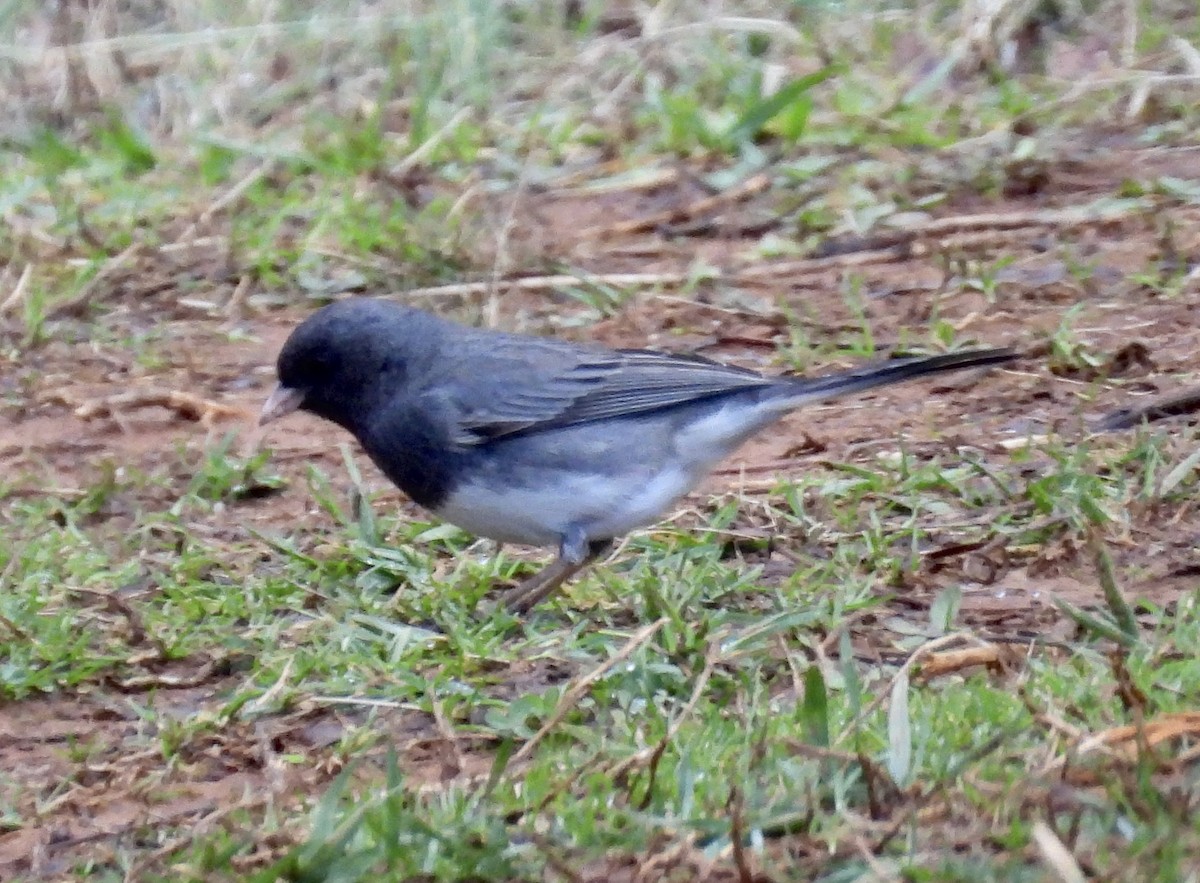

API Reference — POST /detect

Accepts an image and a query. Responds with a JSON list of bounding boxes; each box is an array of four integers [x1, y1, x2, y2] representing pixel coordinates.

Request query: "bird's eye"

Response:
[[282, 349, 334, 389]]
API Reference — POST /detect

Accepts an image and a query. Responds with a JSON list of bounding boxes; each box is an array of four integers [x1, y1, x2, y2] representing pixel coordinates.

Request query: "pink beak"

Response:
[[259, 385, 306, 425]]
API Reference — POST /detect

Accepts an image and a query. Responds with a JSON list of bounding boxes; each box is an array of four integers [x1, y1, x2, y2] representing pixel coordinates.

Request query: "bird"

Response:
[[260, 298, 1014, 613]]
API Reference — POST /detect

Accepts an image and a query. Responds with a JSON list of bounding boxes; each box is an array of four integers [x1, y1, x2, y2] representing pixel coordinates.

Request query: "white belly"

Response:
[[434, 466, 694, 548], [429, 394, 790, 550]]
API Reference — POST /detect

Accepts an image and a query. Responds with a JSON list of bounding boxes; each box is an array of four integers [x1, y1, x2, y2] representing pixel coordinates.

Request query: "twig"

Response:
[[402, 271, 693, 300], [739, 202, 1151, 281], [0, 263, 33, 316], [0, 612, 30, 642], [549, 165, 680, 196], [0, 13, 412, 62], [103, 657, 227, 692], [1032, 820, 1088, 883], [429, 688, 467, 776], [402, 199, 1154, 303], [223, 273, 253, 321], [915, 644, 1018, 681], [69, 586, 156, 650], [484, 134, 531, 327], [46, 242, 142, 320], [1095, 385, 1200, 431], [199, 163, 273, 227], [606, 651, 718, 798], [576, 171, 771, 240], [510, 618, 667, 766], [853, 833, 901, 882], [242, 658, 295, 716], [391, 106, 472, 177], [66, 387, 248, 425], [525, 750, 606, 817], [728, 785, 755, 883], [168, 164, 272, 274]]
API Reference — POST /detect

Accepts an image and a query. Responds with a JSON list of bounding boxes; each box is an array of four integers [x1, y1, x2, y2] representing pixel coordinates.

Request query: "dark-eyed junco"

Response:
[[260, 298, 1014, 612]]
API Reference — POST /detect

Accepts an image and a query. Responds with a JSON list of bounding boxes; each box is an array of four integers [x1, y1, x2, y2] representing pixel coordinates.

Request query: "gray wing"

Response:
[[436, 333, 774, 443]]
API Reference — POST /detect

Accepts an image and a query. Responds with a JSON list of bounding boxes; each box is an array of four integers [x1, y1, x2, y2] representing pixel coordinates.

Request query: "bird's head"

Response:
[[260, 299, 436, 433]]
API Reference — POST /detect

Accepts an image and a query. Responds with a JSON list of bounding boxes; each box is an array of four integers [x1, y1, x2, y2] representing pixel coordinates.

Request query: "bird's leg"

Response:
[[501, 528, 612, 614], [500, 557, 582, 614]]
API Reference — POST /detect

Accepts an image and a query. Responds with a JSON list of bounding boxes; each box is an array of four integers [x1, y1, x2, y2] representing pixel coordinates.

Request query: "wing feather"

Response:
[[436, 333, 773, 443]]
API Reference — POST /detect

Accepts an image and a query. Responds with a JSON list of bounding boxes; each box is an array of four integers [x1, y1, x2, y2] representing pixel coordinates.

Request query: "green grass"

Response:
[[5, 427, 1200, 878], [3, 0, 1200, 880]]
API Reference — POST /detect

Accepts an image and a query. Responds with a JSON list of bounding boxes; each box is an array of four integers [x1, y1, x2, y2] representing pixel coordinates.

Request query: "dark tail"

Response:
[[770, 347, 1016, 408]]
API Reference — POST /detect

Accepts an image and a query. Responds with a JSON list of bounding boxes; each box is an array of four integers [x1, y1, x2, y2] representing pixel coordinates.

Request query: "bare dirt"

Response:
[[2, 144, 1200, 876]]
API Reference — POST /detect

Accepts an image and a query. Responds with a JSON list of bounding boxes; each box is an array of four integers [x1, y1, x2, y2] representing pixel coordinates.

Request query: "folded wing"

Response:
[[438, 334, 774, 443]]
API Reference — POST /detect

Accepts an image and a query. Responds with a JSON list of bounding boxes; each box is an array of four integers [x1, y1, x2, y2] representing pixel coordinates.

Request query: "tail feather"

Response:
[[769, 347, 1016, 407]]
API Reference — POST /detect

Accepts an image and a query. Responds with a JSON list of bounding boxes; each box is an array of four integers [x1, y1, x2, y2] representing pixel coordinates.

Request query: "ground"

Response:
[[2, 2, 1200, 881]]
